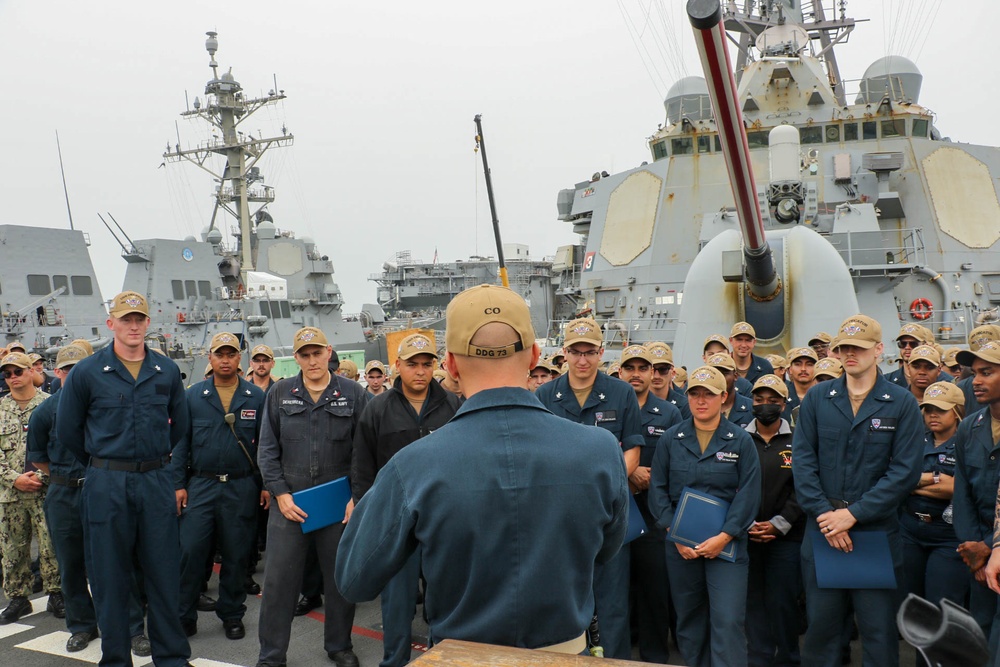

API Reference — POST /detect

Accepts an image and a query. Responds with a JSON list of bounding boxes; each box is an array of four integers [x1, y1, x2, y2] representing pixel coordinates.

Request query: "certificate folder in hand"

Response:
[[809, 529, 896, 589], [624, 493, 646, 544], [666, 487, 736, 562], [292, 476, 352, 534]]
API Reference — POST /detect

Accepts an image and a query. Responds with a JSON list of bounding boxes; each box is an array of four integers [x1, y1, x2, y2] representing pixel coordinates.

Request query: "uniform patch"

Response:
[[647, 426, 664, 436], [282, 399, 304, 406], [870, 418, 897, 432], [716, 451, 739, 462], [938, 453, 955, 466], [595, 410, 617, 423], [240, 409, 257, 420], [780, 449, 792, 469]]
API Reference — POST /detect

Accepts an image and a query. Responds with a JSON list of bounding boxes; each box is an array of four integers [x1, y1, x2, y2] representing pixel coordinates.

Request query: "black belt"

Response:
[[49, 474, 85, 488], [192, 469, 253, 483], [89, 456, 168, 473]]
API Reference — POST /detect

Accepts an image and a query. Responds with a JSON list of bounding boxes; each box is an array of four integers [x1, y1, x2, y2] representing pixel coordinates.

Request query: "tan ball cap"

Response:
[[766, 354, 788, 370], [787, 346, 819, 363], [292, 327, 329, 353], [808, 332, 832, 346], [897, 323, 933, 344], [339, 359, 359, 377], [563, 318, 603, 347], [730, 322, 756, 338], [920, 382, 965, 411], [968, 325, 1000, 352], [251, 344, 274, 360], [0, 352, 31, 370], [620, 344, 653, 365], [56, 344, 90, 369], [941, 347, 961, 367], [647, 342, 674, 365], [397, 334, 438, 361], [814, 357, 844, 378], [210, 332, 241, 353], [957, 341, 1000, 368], [833, 315, 881, 350], [706, 352, 737, 372], [70, 339, 94, 355], [751, 374, 789, 399], [109, 291, 149, 318], [703, 333, 730, 351], [446, 285, 535, 359], [364, 360, 387, 375], [686, 366, 727, 395], [907, 344, 941, 366]]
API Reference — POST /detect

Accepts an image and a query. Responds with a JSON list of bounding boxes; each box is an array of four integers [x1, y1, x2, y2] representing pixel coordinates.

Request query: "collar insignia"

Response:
[[677, 431, 685, 438], [598, 393, 605, 400], [726, 432, 733, 438], [556, 392, 562, 399], [203, 389, 210, 395], [652, 407, 659, 412], [829, 389, 837, 396], [883, 393, 891, 399], [103, 365, 112, 371]]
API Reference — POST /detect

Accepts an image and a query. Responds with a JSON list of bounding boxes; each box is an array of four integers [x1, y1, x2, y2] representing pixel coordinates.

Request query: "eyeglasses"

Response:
[[565, 349, 600, 359], [897, 340, 920, 349], [652, 365, 673, 375], [810, 343, 829, 351], [2, 368, 25, 379]]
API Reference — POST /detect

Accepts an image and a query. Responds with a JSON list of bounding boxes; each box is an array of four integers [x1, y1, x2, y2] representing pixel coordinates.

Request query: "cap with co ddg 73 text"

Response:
[[445, 284, 535, 359]]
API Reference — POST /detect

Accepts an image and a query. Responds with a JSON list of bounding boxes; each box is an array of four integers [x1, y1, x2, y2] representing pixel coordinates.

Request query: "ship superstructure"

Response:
[[119, 32, 379, 377], [554, 0, 1000, 363]]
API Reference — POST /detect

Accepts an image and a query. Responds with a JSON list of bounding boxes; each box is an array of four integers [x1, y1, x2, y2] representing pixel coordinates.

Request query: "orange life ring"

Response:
[[910, 298, 932, 320]]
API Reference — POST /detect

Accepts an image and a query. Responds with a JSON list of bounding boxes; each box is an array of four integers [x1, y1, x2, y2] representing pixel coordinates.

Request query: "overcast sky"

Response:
[[1, 1, 994, 313]]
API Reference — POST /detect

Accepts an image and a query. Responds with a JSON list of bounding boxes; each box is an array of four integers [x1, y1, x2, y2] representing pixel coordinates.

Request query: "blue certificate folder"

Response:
[[666, 487, 736, 562], [624, 493, 646, 544], [809, 530, 897, 589], [292, 476, 351, 534]]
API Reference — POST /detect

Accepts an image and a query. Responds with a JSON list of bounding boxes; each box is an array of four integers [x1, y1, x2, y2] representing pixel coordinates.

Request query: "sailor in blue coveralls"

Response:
[[744, 374, 804, 667], [172, 332, 267, 641], [705, 352, 754, 428], [953, 342, 1000, 649], [57, 291, 193, 667], [702, 335, 753, 397], [618, 344, 682, 663], [535, 317, 643, 659], [729, 322, 774, 384], [648, 365, 761, 667], [28, 344, 148, 655], [256, 326, 369, 667], [899, 381, 969, 615], [648, 341, 690, 420], [337, 284, 628, 655], [792, 315, 924, 667]]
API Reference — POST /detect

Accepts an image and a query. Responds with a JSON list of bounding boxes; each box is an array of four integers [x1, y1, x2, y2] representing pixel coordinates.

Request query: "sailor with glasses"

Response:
[[648, 341, 691, 419], [885, 324, 934, 388], [535, 318, 643, 659], [807, 332, 833, 360]]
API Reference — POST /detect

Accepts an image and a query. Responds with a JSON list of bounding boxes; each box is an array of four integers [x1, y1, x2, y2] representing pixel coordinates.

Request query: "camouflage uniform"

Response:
[[0, 390, 60, 598]]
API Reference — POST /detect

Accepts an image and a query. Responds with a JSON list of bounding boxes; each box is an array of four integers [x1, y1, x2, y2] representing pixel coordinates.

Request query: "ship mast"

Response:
[[163, 31, 293, 284]]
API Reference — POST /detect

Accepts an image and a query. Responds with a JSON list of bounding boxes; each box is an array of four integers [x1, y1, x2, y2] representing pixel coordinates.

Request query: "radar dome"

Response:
[[200, 226, 212, 242], [184, 235, 197, 243], [206, 228, 223, 245], [856, 55, 922, 104], [256, 221, 277, 239], [664, 76, 712, 126]]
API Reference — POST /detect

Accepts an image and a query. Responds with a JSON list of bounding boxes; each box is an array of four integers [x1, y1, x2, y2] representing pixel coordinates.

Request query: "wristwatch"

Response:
[[933, 471, 941, 485]]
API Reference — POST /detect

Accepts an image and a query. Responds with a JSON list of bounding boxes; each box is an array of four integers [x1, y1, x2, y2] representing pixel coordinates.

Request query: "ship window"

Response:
[[184, 280, 196, 298], [881, 119, 906, 138], [27, 275, 50, 296], [280, 301, 291, 318], [671, 137, 693, 155], [171, 280, 185, 300], [71, 276, 93, 296], [197, 281, 212, 298], [844, 123, 859, 141], [862, 121, 877, 140], [714, 136, 722, 151], [652, 141, 668, 160], [697, 135, 712, 153], [746, 131, 769, 148], [824, 125, 841, 142], [800, 126, 823, 144], [260, 302, 271, 318], [912, 118, 929, 138], [53, 275, 69, 294]]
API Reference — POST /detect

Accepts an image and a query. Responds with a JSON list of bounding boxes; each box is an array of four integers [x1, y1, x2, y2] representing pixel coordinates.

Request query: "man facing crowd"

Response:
[[337, 284, 628, 654]]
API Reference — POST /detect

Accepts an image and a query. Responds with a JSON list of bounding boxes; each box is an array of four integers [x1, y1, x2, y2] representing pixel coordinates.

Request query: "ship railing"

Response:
[[912, 307, 970, 344], [175, 308, 245, 324], [545, 318, 680, 350], [825, 227, 926, 277]]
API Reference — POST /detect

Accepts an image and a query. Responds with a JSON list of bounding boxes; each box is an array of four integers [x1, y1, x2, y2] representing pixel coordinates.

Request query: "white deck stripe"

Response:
[[16, 631, 154, 665]]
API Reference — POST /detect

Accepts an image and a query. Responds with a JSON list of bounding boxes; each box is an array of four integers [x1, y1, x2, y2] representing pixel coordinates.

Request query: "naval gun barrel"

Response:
[[688, 0, 780, 301]]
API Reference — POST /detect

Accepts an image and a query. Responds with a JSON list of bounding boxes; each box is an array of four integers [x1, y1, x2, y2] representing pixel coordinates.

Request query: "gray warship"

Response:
[[114, 31, 386, 378], [542, 0, 1000, 363], [0, 225, 110, 355]]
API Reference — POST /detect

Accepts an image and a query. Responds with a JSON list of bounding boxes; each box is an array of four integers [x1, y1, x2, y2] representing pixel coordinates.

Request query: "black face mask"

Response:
[[752, 403, 783, 426]]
